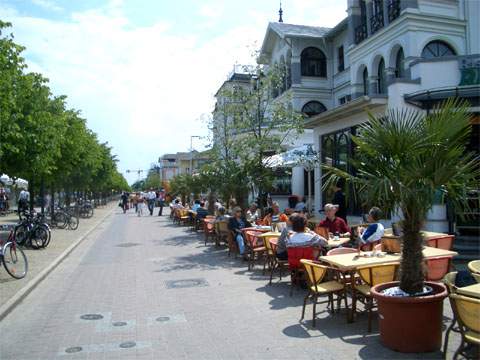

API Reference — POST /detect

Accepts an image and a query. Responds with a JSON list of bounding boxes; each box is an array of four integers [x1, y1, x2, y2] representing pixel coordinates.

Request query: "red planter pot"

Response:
[[371, 281, 448, 353]]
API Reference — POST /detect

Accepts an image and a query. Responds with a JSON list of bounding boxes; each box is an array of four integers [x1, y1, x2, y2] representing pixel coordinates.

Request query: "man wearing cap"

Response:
[[317, 203, 350, 237]]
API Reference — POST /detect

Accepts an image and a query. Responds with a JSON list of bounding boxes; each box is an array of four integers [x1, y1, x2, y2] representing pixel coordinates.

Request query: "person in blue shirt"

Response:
[[228, 207, 251, 256], [359, 207, 384, 249]]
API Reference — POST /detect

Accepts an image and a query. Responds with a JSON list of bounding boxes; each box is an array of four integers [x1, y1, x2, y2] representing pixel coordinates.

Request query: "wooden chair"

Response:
[[215, 221, 230, 247], [287, 246, 315, 296], [426, 234, 454, 250], [244, 230, 266, 270], [300, 259, 346, 327], [179, 209, 190, 226], [425, 256, 453, 281], [354, 263, 398, 332], [265, 237, 289, 284], [448, 294, 480, 359], [203, 220, 216, 246], [314, 226, 329, 239]]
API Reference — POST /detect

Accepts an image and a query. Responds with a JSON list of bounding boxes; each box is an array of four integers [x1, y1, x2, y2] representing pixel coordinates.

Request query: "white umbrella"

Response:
[[0, 174, 13, 186]]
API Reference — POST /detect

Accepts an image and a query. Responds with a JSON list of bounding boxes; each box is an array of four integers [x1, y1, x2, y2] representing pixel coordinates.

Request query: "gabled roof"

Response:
[[260, 22, 331, 61]]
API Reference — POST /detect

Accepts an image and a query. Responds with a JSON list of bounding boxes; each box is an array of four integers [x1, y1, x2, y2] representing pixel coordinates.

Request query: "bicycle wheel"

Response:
[[53, 211, 67, 229], [31, 225, 50, 249], [2, 242, 28, 279], [68, 215, 79, 230], [14, 224, 29, 246]]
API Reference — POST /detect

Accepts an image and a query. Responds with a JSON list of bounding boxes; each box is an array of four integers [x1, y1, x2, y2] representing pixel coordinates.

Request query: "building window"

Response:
[[421, 40, 456, 59], [377, 58, 386, 94], [370, 0, 384, 34], [302, 101, 327, 117], [339, 95, 351, 105], [301, 47, 327, 77], [362, 68, 369, 95], [337, 46, 344, 72], [395, 48, 405, 78]]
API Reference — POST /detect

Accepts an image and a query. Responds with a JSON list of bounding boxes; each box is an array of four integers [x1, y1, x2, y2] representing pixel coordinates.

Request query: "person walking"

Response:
[[121, 191, 129, 214], [158, 189, 165, 216], [146, 188, 156, 216], [18, 188, 30, 214], [137, 192, 145, 217]]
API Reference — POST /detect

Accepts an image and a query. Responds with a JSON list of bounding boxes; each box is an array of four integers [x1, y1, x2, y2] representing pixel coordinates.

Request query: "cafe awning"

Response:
[[264, 144, 317, 168]]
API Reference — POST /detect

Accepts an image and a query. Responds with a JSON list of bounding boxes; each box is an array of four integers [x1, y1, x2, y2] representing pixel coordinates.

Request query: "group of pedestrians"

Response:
[[120, 189, 166, 217]]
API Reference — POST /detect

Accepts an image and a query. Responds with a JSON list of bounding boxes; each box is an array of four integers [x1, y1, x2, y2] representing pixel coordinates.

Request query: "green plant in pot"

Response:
[[322, 99, 479, 352]]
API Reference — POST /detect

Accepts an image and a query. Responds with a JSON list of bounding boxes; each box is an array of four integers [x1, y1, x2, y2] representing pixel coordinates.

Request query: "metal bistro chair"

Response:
[[300, 259, 346, 327], [354, 263, 398, 332], [468, 260, 480, 275], [215, 220, 230, 248], [287, 246, 315, 296], [448, 293, 480, 359], [265, 237, 289, 284], [244, 230, 266, 271], [203, 220, 216, 246]]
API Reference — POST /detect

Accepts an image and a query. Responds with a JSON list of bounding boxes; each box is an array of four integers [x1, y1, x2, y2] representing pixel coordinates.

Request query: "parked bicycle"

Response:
[[48, 206, 79, 230], [15, 211, 51, 249], [0, 224, 28, 279]]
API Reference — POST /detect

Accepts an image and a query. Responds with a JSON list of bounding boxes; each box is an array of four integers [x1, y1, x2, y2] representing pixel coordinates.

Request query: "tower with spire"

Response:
[[278, 1, 283, 23]]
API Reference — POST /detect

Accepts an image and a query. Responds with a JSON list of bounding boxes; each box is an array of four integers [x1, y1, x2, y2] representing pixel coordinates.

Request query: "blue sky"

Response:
[[0, 0, 346, 184]]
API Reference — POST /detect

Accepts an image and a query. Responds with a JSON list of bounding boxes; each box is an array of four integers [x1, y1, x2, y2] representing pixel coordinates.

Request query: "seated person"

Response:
[[263, 202, 288, 226], [172, 199, 184, 209], [358, 207, 384, 249], [215, 206, 228, 221], [294, 196, 307, 212], [228, 207, 251, 256], [317, 203, 350, 237], [276, 214, 328, 260], [191, 199, 201, 212], [246, 203, 261, 224], [196, 202, 209, 219]]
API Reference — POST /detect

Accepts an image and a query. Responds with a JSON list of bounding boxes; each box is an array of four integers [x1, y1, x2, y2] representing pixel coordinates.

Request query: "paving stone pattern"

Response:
[[0, 207, 462, 359]]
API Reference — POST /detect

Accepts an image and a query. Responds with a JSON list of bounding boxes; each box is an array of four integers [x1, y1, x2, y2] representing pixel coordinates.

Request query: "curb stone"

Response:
[[0, 207, 114, 321]]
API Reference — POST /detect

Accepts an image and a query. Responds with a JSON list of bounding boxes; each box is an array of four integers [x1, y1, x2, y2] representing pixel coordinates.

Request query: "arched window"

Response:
[[395, 48, 404, 78], [301, 47, 327, 77], [362, 67, 369, 95], [377, 58, 386, 94], [302, 101, 327, 117], [421, 40, 455, 59]]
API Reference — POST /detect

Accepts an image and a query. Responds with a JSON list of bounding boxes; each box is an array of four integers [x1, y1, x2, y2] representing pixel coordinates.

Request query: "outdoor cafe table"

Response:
[[457, 283, 480, 298], [318, 246, 458, 322], [382, 230, 452, 240], [264, 233, 351, 249]]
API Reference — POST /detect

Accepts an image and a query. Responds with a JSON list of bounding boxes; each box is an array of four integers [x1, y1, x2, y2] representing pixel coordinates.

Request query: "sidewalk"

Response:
[[0, 203, 116, 311]]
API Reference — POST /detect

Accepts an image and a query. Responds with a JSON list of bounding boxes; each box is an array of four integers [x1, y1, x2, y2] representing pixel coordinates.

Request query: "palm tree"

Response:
[[323, 99, 479, 294]]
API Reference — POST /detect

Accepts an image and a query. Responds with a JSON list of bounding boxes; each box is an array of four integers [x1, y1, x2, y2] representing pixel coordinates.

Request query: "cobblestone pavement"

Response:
[[0, 203, 116, 305], [0, 208, 461, 359]]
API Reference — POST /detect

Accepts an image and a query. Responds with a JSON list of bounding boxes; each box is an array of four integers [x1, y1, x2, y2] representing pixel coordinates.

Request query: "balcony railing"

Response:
[[370, 12, 384, 34], [355, 23, 367, 44], [388, 0, 401, 22]]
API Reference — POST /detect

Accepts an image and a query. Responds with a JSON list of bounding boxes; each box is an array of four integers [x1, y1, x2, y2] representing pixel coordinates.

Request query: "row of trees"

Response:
[[0, 21, 129, 208], [169, 61, 305, 210]]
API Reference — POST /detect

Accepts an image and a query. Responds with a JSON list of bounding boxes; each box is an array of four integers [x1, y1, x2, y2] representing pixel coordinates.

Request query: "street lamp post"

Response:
[[190, 135, 201, 175]]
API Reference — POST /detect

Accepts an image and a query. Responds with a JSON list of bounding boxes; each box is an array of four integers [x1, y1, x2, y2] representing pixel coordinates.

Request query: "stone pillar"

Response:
[[386, 67, 396, 85], [347, 0, 362, 46], [369, 75, 378, 95], [365, 0, 373, 36], [291, 56, 302, 84], [291, 166, 305, 196]]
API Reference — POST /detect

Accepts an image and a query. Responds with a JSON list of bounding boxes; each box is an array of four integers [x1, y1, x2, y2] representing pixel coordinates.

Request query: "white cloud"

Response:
[[31, 0, 62, 12]]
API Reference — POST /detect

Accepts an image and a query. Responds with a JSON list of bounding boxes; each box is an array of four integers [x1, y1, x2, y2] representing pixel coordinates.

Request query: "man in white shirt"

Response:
[[18, 189, 30, 213], [146, 189, 156, 216]]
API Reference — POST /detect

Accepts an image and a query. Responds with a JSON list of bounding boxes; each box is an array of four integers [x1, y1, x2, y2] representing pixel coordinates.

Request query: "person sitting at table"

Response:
[[263, 202, 288, 226], [246, 203, 261, 224], [317, 203, 350, 237], [196, 202, 209, 220], [228, 207, 251, 256], [172, 199, 184, 210], [358, 207, 384, 249], [294, 196, 307, 213], [276, 214, 328, 260], [215, 206, 228, 221], [191, 199, 201, 212]]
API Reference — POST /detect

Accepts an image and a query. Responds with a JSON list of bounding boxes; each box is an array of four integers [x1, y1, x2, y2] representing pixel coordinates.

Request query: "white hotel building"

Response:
[[214, 0, 479, 257]]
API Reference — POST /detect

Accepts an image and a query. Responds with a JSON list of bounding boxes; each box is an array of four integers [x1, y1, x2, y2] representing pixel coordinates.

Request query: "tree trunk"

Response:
[[399, 213, 425, 294], [40, 177, 45, 214], [29, 178, 34, 211]]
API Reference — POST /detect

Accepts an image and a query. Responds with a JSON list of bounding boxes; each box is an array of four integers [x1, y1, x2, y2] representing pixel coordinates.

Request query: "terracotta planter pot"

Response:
[[371, 281, 448, 353]]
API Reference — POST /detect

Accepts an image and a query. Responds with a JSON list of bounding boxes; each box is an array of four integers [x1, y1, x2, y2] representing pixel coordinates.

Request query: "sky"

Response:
[[0, 0, 347, 184]]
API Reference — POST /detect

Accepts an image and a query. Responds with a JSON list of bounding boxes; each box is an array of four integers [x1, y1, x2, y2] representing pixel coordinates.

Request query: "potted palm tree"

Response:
[[323, 99, 479, 352]]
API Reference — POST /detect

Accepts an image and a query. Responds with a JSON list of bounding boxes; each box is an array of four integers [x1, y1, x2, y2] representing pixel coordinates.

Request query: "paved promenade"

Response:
[[0, 207, 461, 359]]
